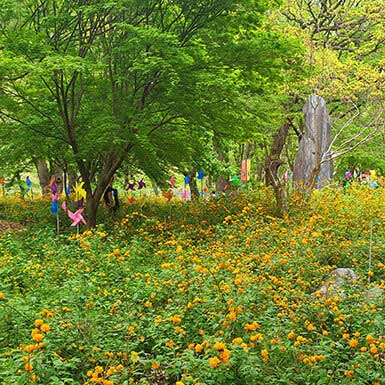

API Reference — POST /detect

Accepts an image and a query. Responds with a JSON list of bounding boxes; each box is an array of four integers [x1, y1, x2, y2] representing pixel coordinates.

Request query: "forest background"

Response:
[[0, 0, 385, 224]]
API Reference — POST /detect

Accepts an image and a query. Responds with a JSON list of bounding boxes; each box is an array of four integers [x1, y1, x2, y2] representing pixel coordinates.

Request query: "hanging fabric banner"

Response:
[[241, 159, 251, 182]]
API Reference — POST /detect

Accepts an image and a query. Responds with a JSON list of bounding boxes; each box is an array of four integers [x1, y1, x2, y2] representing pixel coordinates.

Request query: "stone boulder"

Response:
[[313, 268, 358, 297]]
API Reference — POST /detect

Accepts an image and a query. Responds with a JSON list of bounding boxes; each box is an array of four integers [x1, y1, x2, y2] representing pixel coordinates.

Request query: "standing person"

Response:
[[103, 177, 120, 212]]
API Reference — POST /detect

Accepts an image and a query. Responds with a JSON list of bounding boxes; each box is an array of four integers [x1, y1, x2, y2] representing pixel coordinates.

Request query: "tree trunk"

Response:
[[214, 143, 229, 193], [189, 171, 200, 200], [264, 120, 291, 186], [80, 151, 129, 228], [34, 159, 50, 195], [85, 196, 99, 229], [264, 120, 291, 217]]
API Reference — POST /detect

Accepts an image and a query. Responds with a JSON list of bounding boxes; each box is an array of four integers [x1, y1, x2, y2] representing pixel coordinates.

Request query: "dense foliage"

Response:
[[1, 186, 384, 384]]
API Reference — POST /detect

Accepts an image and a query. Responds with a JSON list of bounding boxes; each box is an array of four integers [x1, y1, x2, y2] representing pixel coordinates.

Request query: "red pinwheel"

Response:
[[163, 189, 173, 201]]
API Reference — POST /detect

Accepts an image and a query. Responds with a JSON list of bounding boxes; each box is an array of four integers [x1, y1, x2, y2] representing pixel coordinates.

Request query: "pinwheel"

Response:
[[72, 182, 87, 208], [197, 169, 205, 195], [62, 201, 86, 226], [170, 176, 175, 188], [138, 179, 146, 189], [182, 175, 190, 200], [182, 189, 190, 200], [50, 180, 59, 214], [73, 182, 87, 201], [163, 189, 173, 201], [230, 176, 241, 186], [25, 176, 32, 196], [345, 171, 352, 180], [127, 182, 136, 191]]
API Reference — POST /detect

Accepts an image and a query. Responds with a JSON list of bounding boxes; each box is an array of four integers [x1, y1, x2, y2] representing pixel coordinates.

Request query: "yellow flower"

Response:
[[287, 331, 296, 340], [366, 334, 376, 343], [32, 333, 44, 343], [34, 319, 44, 327], [169, 315, 182, 323], [24, 362, 33, 372], [219, 348, 231, 363], [261, 349, 269, 358], [165, 340, 174, 348], [176, 382, 185, 385], [232, 337, 243, 345], [40, 323, 50, 333], [0, 292, 4, 300], [244, 322, 261, 331], [307, 323, 315, 332], [214, 341, 225, 351], [151, 362, 161, 369], [344, 370, 354, 378], [209, 356, 221, 368], [349, 339, 359, 348]]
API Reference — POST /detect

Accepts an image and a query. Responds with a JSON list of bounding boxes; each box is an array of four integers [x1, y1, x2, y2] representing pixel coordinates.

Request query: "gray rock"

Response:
[[364, 287, 384, 302], [312, 268, 358, 297]]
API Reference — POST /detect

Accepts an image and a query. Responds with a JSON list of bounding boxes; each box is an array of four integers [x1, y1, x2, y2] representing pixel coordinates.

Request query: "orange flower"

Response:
[[349, 339, 359, 348], [219, 348, 231, 363], [34, 319, 44, 328], [40, 323, 50, 333], [169, 315, 182, 323], [287, 331, 296, 340], [209, 356, 221, 368], [214, 342, 225, 351], [32, 333, 44, 343], [244, 322, 261, 331]]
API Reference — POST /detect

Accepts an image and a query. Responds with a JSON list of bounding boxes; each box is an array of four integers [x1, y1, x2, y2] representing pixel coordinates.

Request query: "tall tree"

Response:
[[0, 0, 277, 226]]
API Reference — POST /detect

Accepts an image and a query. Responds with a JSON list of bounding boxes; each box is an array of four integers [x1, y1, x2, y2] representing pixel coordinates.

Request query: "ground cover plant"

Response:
[[0, 185, 384, 385]]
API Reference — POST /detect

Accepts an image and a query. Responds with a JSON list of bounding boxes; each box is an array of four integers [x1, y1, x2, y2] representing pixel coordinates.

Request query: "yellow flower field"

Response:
[[0, 185, 384, 384]]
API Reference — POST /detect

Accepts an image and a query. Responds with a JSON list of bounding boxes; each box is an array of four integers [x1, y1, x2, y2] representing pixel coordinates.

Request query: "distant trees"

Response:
[[0, 0, 304, 225]]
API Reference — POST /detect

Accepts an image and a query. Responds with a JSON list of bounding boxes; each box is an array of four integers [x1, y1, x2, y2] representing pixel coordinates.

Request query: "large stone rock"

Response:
[[293, 95, 334, 186], [313, 268, 358, 297]]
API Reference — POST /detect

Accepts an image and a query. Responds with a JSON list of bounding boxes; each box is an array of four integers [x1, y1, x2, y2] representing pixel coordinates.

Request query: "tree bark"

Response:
[[189, 171, 200, 200], [34, 159, 50, 195], [264, 120, 291, 186], [264, 120, 292, 217], [215, 143, 229, 193]]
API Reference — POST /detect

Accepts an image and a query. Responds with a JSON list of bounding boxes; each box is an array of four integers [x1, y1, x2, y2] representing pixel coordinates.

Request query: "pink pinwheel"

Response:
[[170, 176, 175, 188], [182, 188, 190, 200], [61, 201, 87, 226]]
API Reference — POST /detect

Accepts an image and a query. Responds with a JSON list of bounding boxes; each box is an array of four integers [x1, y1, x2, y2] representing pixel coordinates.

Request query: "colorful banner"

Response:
[[241, 159, 251, 182]]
